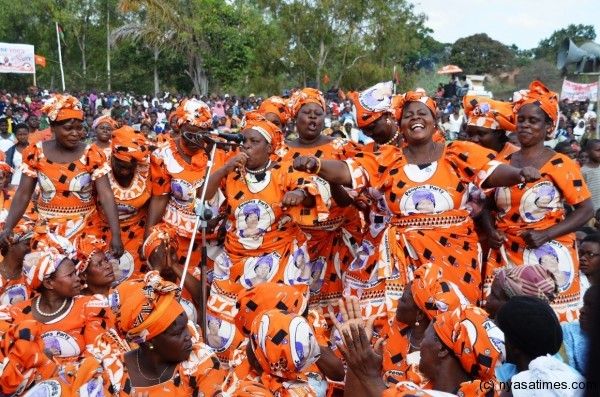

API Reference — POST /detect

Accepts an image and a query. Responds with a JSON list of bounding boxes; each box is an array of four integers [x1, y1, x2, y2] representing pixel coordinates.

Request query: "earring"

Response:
[[386, 117, 392, 126], [148, 343, 154, 350], [415, 320, 420, 327]]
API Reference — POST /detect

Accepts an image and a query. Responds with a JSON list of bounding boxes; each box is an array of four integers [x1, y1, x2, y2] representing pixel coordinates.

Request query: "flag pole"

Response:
[[56, 22, 66, 91]]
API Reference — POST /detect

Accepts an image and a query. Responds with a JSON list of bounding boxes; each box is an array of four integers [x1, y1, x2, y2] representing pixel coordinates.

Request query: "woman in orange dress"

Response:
[[485, 81, 594, 322], [225, 282, 344, 397], [377, 306, 503, 397], [0, 216, 34, 305], [0, 94, 124, 257], [95, 126, 152, 283], [231, 309, 321, 397], [293, 90, 541, 321], [279, 88, 362, 316], [25, 272, 226, 396], [142, 223, 202, 320], [0, 233, 112, 365], [145, 98, 226, 275], [203, 111, 327, 364], [92, 114, 117, 159]]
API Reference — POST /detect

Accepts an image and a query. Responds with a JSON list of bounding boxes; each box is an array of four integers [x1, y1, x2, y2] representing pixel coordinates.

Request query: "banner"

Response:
[[561, 79, 598, 102], [0, 43, 35, 74]]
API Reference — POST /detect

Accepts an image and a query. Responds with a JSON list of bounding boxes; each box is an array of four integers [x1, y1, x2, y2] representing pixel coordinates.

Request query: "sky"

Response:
[[409, 0, 600, 49]]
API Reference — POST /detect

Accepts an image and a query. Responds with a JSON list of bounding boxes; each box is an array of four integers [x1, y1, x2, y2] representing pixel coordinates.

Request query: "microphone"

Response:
[[207, 130, 244, 143]]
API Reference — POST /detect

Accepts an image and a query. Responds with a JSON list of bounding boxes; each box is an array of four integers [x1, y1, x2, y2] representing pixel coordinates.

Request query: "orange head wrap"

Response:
[[235, 282, 307, 336], [432, 305, 504, 381], [41, 94, 84, 122], [92, 115, 118, 130], [0, 161, 13, 175], [513, 81, 559, 128], [411, 263, 471, 320], [175, 98, 213, 129], [22, 247, 71, 291], [108, 271, 184, 344], [111, 125, 150, 163], [348, 81, 400, 128], [11, 215, 35, 244], [258, 96, 291, 126], [30, 223, 76, 257], [75, 234, 107, 273], [232, 381, 275, 397], [250, 310, 321, 383], [395, 91, 437, 120], [463, 96, 516, 132], [142, 223, 179, 265], [241, 111, 283, 149], [288, 88, 326, 119]]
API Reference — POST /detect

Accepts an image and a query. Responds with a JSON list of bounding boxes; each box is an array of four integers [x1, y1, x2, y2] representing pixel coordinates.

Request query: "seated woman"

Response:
[[230, 309, 321, 396], [484, 263, 559, 319], [496, 296, 584, 395], [75, 234, 117, 297], [224, 282, 344, 397], [24, 272, 226, 396], [0, 216, 34, 305], [203, 111, 327, 363], [338, 305, 504, 396], [0, 234, 112, 365]]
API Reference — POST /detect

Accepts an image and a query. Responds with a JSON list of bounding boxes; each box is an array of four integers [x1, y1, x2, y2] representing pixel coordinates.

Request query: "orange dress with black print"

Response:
[[486, 152, 591, 323], [280, 138, 363, 317], [20, 142, 110, 241], [344, 141, 501, 321], [0, 295, 113, 365]]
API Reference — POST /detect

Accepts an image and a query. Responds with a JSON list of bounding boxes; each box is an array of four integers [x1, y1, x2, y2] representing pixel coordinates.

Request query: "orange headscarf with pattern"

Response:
[[349, 81, 400, 128], [30, 223, 76, 256], [432, 305, 504, 381], [41, 94, 84, 122], [289, 88, 326, 119], [463, 96, 516, 132], [111, 125, 150, 163], [0, 161, 13, 175], [250, 310, 320, 383], [143, 223, 179, 264], [92, 115, 118, 130], [512, 81, 559, 127], [75, 234, 107, 273], [235, 282, 307, 336], [22, 247, 71, 290], [395, 91, 437, 120], [241, 111, 283, 149], [108, 271, 183, 344], [411, 263, 471, 320], [258, 96, 291, 126], [11, 215, 35, 243], [175, 98, 213, 129]]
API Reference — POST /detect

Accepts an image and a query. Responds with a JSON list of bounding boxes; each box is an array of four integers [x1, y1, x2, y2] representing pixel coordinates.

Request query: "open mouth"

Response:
[[410, 123, 425, 132], [308, 121, 318, 131]]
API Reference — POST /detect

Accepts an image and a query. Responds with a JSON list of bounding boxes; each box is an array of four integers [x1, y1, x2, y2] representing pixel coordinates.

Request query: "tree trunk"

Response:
[[186, 54, 209, 96], [153, 49, 160, 96]]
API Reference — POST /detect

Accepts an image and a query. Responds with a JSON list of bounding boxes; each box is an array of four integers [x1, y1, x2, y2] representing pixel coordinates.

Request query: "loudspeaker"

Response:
[[557, 38, 600, 72]]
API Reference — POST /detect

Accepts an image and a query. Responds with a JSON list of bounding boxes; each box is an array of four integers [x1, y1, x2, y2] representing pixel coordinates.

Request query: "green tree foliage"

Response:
[[449, 34, 516, 76], [515, 59, 563, 93], [535, 24, 597, 60]]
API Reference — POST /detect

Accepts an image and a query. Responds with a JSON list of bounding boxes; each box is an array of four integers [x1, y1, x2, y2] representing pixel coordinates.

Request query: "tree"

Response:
[[449, 34, 516, 76], [535, 24, 597, 60], [515, 59, 563, 93]]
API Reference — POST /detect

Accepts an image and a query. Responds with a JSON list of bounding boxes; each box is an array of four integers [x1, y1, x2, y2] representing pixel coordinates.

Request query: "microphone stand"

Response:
[[180, 132, 236, 338]]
